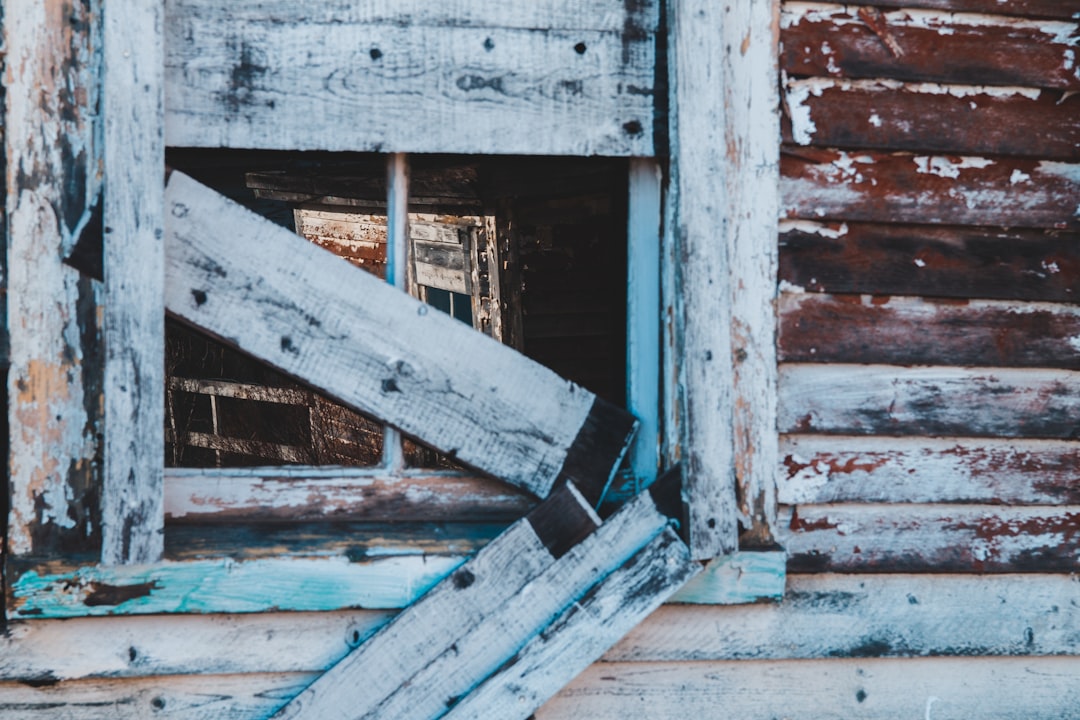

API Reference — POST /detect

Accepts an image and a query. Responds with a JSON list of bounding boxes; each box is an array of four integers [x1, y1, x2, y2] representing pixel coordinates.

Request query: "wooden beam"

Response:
[[666, 0, 781, 556], [4, 0, 104, 561], [442, 527, 699, 720], [163, 171, 636, 502], [163, 0, 657, 156], [101, 0, 166, 566]]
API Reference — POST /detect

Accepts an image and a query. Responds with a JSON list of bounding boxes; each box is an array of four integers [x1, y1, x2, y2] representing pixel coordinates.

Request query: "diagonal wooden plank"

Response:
[[271, 473, 680, 720], [163, 170, 636, 501], [443, 526, 699, 720]]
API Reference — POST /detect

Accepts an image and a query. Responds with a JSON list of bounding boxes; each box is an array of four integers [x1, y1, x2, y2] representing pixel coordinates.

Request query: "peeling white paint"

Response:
[[913, 258, 926, 268], [913, 155, 995, 179], [868, 113, 882, 128], [1010, 169, 1031, 184], [778, 279, 808, 294], [778, 219, 849, 238]]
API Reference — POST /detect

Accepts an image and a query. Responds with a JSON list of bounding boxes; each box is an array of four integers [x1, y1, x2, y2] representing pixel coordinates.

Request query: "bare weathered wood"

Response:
[[843, 0, 1080, 21], [538, 657, 1080, 719], [779, 293, 1080, 368], [165, 468, 535, 523], [667, 0, 781, 557], [5, 0, 104, 560], [781, 504, 1080, 573], [782, 4, 1080, 90], [780, 364, 1080, 437], [443, 528, 699, 720], [778, 221, 1080, 302], [779, 435, 1080, 505], [164, 171, 636, 501], [164, 1, 656, 156], [781, 149, 1080, 229], [784, 78, 1080, 160]]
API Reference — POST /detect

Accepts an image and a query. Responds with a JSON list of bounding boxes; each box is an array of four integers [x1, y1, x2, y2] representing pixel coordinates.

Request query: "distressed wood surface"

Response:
[[779, 293, 1080, 367], [778, 221, 1080, 302], [779, 435, 1080, 505], [668, 551, 786, 605], [101, 0, 166, 565], [164, 1, 655, 156], [164, 171, 636, 501], [165, 468, 535, 523], [5, 0, 104, 560], [844, 0, 1080, 21], [537, 657, 1080, 719], [782, 3, 1080, 90], [443, 528, 699, 720], [666, 0, 781, 557], [784, 79, 1080, 160], [781, 504, 1080, 573], [781, 149, 1080, 229], [274, 480, 671, 720], [780, 364, 1080, 437]]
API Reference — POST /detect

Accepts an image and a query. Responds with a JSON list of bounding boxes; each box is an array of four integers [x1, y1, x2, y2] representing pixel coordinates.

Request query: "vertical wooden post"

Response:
[[5, 0, 104, 562], [626, 158, 662, 491], [382, 153, 409, 471], [666, 0, 781, 558], [101, 0, 165, 564]]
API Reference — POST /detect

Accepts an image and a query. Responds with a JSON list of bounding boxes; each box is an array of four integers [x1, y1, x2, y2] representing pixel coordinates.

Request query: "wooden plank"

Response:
[[538, 657, 1080, 719], [850, 0, 1080, 21], [668, 551, 786, 605], [165, 430, 310, 464], [667, 0, 781, 557], [164, 171, 636, 502], [165, 468, 535, 523], [101, 0, 166, 565], [273, 479, 673, 720], [784, 78, 1080, 160], [169, 377, 311, 404], [610, 573, 1080, 661], [442, 527, 699, 720], [781, 148, 1080, 229], [781, 4, 1080, 90], [5, 0, 105, 560], [779, 435, 1080, 505], [779, 364, 1080, 437], [778, 220, 1080, 302], [779, 293, 1080, 367], [781, 503, 1080, 573], [164, 5, 656, 156]]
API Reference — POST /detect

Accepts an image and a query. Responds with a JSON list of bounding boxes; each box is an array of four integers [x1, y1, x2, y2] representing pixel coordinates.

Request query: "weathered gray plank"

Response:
[[164, 171, 635, 501], [537, 657, 1080, 719], [164, 2, 655, 155], [5, 0, 104, 560], [779, 364, 1080, 437], [101, 0, 166, 565], [779, 435, 1080, 505], [782, 4, 1080, 90], [781, 504, 1080, 573], [781, 149, 1080, 229], [779, 293, 1080, 368], [666, 0, 781, 557], [443, 527, 699, 720], [273, 480, 672, 720]]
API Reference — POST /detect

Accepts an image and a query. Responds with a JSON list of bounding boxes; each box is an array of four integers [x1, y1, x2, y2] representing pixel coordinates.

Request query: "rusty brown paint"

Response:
[[779, 293, 1080, 368], [785, 83, 1080, 161], [850, 1, 1080, 21], [783, 8, 1080, 90], [779, 222, 1080, 302]]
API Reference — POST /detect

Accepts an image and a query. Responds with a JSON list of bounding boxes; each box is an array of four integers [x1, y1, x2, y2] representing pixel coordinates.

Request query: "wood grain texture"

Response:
[[779, 435, 1080, 505], [666, 0, 781, 557], [784, 78, 1080, 160], [5, 0, 105, 559], [668, 551, 786, 605], [164, 1, 655, 155], [844, 0, 1080, 21], [781, 504, 1080, 573], [537, 657, 1080, 719], [165, 467, 535, 523], [443, 528, 699, 720], [779, 293, 1080, 367], [781, 149, 1080, 229], [782, 3, 1080, 90], [609, 573, 1080, 661], [164, 171, 635, 500], [102, 0, 166, 565], [778, 220, 1080, 302], [779, 364, 1080, 437]]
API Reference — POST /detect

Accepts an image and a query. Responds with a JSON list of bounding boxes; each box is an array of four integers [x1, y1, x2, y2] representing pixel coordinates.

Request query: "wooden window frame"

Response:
[[5, 0, 783, 620]]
